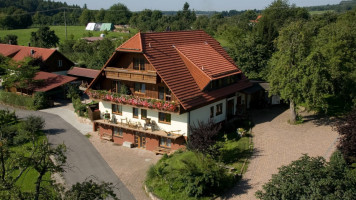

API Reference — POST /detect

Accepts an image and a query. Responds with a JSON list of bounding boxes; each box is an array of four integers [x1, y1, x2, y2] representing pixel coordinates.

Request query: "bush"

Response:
[[220, 118, 255, 140], [0, 90, 35, 109], [187, 120, 221, 155], [72, 97, 87, 117], [33, 92, 49, 110], [255, 152, 356, 200], [146, 151, 235, 199]]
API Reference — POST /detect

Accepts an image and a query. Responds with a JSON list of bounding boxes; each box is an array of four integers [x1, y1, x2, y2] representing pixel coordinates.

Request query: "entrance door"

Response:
[[227, 99, 234, 119], [134, 132, 146, 148]]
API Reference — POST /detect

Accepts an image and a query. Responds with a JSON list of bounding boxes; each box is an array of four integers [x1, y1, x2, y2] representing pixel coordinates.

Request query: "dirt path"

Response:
[[223, 106, 339, 200]]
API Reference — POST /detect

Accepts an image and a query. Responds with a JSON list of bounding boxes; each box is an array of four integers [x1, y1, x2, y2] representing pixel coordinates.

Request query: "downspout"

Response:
[[187, 111, 191, 139]]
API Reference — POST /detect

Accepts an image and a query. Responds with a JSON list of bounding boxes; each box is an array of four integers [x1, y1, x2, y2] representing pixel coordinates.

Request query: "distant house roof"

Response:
[[90, 30, 252, 111], [100, 23, 114, 31], [31, 71, 77, 92], [67, 67, 100, 79], [250, 15, 262, 23], [85, 22, 96, 31], [0, 44, 56, 62]]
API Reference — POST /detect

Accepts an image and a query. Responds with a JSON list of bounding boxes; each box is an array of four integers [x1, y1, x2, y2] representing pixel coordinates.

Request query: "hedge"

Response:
[[0, 90, 49, 110]]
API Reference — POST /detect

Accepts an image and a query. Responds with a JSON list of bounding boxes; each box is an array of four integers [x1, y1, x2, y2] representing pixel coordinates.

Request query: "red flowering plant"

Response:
[[86, 89, 178, 112]]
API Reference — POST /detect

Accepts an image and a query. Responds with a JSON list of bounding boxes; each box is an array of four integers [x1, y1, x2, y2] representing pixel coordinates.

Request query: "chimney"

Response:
[[28, 42, 31, 47], [30, 49, 35, 56]]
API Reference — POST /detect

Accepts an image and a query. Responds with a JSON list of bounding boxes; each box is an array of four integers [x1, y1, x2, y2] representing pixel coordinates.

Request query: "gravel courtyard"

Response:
[[224, 106, 339, 200]]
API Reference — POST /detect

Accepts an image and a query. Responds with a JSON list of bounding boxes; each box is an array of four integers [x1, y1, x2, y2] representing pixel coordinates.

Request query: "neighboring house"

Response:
[[87, 30, 252, 153], [0, 44, 77, 98], [6, 71, 76, 98], [0, 44, 74, 74], [67, 67, 100, 90]]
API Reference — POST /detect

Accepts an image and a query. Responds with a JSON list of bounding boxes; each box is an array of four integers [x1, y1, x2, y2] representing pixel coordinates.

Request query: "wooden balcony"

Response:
[[104, 67, 157, 84]]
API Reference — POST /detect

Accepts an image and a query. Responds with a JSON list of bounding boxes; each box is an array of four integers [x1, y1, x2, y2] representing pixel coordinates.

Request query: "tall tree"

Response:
[[105, 3, 132, 25], [30, 26, 59, 48], [268, 20, 314, 123], [337, 109, 356, 164]]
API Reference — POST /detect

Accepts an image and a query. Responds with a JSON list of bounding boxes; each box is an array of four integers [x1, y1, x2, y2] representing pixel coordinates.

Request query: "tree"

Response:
[[79, 9, 94, 25], [187, 120, 221, 154], [64, 179, 119, 200], [268, 20, 318, 123], [105, 3, 132, 25], [30, 26, 59, 48], [0, 34, 17, 45], [171, 2, 196, 30], [1, 57, 40, 89], [255, 152, 356, 200], [337, 109, 356, 164]]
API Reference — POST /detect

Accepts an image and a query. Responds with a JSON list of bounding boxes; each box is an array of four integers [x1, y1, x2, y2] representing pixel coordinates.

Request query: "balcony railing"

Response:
[[87, 89, 179, 113], [104, 67, 157, 84]]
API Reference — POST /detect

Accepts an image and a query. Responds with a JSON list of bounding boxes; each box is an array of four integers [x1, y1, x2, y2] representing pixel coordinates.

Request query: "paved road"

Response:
[[0, 104, 135, 200]]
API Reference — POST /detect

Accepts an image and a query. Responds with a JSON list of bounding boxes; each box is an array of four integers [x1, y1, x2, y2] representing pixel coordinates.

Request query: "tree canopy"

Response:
[[30, 26, 59, 48], [256, 152, 356, 200]]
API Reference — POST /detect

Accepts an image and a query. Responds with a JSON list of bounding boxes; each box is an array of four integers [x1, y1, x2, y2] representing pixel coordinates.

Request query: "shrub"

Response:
[[337, 109, 356, 164], [72, 97, 87, 117], [255, 152, 356, 200], [33, 92, 49, 110], [0, 90, 35, 109], [146, 151, 235, 199], [187, 120, 221, 155], [65, 83, 80, 99]]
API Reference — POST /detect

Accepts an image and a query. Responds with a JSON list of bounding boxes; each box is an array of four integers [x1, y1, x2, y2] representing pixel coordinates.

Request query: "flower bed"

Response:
[[87, 89, 179, 112]]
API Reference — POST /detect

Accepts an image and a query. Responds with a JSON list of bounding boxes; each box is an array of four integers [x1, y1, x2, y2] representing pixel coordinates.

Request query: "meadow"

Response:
[[0, 26, 136, 46]]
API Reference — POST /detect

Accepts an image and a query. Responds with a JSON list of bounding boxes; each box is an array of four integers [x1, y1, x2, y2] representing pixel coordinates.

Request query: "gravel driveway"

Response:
[[223, 106, 339, 200]]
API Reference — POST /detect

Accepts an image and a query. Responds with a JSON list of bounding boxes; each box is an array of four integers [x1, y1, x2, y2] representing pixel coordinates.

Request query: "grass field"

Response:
[[0, 26, 137, 46]]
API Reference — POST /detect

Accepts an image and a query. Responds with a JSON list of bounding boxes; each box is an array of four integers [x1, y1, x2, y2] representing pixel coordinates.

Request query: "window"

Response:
[[134, 83, 145, 93], [113, 127, 123, 137], [165, 88, 171, 101], [112, 104, 122, 115], [141, 109, 147, 119], [159, 112, 171, 124], [210, 106, 214, 118], [158, 87, 164, 100], [160, 137, 171, 147], [216, 103, 223, 116], [112, 81, 121, 93], [158, 86, 171, 101], [133, 58, 145, 70], [133, 107, 139, 118], [58, 60, 63, 67]]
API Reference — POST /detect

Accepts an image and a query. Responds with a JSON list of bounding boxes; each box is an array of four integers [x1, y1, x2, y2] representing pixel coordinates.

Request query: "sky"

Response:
[[55, 0, 342, 11]]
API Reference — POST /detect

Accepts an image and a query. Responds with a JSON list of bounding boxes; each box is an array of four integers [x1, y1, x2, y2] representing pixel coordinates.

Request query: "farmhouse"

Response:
[[87, 30, 253, 153], [0, 44, 76, 97], [0, 44, 74, 74]]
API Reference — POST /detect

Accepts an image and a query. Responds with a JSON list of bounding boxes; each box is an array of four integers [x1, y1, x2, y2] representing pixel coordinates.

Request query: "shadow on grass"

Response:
[[220, 177, 253, 199], [302, 113, 339, 127]]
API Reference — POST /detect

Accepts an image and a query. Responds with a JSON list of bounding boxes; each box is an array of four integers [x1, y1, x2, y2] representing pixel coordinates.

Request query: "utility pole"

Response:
[[64, 8, 67, 40]]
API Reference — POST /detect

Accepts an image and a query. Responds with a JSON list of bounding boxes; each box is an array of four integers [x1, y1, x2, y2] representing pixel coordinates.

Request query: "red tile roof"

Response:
[[0, 44, 56, 62], [67, 67, 100, 79], [91, 30, 252, 111], [116, 32, 142, 52], [31, 72, 77, 92]]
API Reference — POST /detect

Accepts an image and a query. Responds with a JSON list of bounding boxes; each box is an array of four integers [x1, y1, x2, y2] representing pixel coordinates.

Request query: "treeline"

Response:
[[307, 0, 356, 12], [0, 0, 81, 29]]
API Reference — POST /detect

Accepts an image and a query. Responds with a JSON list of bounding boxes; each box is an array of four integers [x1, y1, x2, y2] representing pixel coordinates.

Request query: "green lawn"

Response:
[[219, 136, 253, 174], [0, 26, 138, 46], [10, 135, 52, 193]]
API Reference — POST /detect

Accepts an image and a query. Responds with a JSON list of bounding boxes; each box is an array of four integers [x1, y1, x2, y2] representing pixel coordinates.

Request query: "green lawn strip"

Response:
[[0, 26, 138, 46], [218, 135, 253, 174]]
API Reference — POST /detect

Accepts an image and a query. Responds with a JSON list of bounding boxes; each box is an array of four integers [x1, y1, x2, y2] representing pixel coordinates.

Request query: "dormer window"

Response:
[[133, 58, 145, 70]]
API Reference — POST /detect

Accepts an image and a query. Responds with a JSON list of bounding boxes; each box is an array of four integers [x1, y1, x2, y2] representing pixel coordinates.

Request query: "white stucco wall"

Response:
[[99, 101, 189, 136], [189, 99, 226, 127]]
